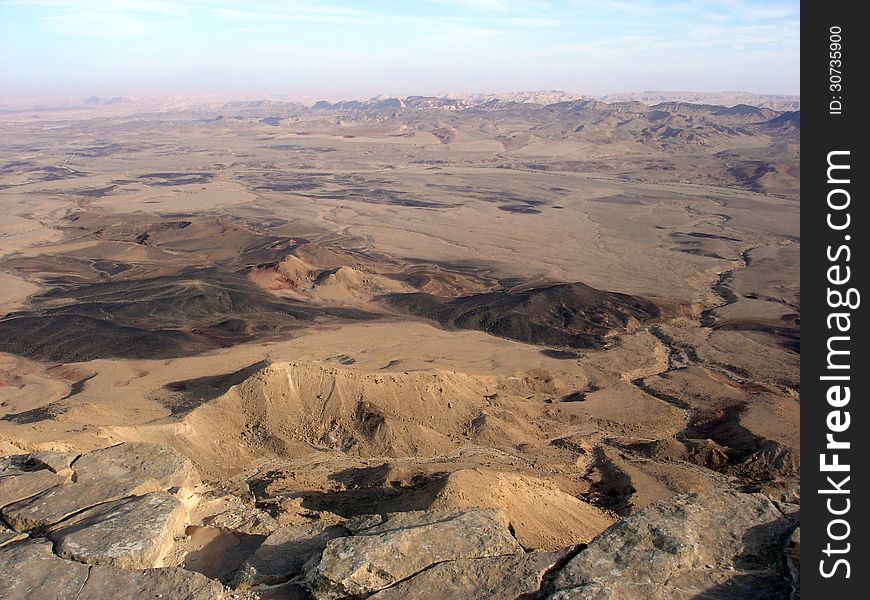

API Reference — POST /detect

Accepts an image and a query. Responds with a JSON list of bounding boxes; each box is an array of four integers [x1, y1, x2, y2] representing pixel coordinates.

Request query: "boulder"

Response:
[[0, 535, 224, 599], [343, 513, 386, 534], [234, 522, 349, 587], [307, 509, 522, 598], [2, 442, 195, 531], [194, 490, 278, 536], [548, 491, 797, 599], [0, 539, 90, 600], [369, 549, 568, 600], [0, 454, 25, 476], [24, 450, 78, 475], [0, 469, 65, 509], [80, 565, 225, 599], [48, 491, 187, 569]]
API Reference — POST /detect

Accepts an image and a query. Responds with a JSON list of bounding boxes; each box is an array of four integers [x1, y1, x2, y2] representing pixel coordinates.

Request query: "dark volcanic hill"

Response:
[[0, 268, 377, 361], [384, 282, 660, 350]]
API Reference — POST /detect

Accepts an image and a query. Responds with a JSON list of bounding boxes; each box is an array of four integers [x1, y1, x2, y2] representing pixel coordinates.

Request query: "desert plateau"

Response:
[[0, 92, 800, 599]]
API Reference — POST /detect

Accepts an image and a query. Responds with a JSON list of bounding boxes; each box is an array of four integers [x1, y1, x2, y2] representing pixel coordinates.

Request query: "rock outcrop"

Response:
[[48, 491, 187, 568], [0, 443, 208, 599], [0, 442, 799, 600], [548, 491, 797, 599], [0, 540, 91, 600], [80, 564, 226, 600], [2, 442, 196, 532], [0, 539, 226, 600], [368, 549, 569, 600], [0, 468, 65, 509], [234, 521, 349, 587], [307, 509, 523, 598]]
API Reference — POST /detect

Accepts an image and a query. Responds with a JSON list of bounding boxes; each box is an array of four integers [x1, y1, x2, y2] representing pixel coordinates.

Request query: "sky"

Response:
[[0, 0, 800, 99]]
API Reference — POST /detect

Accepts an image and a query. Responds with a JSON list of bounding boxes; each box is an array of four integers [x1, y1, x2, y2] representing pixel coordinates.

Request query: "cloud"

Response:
[[429, 0, 511, 10], [210, 7, 370, 25], [502, 16, 559, 27], [423, 23, 508, 45], [41, 9, 164, 38]]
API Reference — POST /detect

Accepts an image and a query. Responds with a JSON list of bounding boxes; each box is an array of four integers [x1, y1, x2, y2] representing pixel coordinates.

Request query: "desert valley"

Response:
[[0, 92, 800, 599]]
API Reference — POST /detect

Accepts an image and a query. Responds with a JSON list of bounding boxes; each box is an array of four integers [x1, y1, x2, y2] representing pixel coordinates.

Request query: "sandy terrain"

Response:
[[0, 97, 799, 597]]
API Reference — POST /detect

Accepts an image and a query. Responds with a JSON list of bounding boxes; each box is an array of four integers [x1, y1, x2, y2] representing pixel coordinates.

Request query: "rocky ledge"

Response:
[[0, 443, 798, 599]]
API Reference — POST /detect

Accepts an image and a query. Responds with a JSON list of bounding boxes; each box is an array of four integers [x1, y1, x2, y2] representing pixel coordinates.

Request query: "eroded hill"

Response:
[[0, 96, 799, 598]]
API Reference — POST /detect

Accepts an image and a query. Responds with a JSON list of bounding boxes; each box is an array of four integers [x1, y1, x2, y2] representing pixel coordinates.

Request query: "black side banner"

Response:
[[803, 5, 868, 597]]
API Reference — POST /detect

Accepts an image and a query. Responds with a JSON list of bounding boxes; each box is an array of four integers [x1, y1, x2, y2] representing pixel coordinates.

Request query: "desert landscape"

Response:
[[0, 93, 800, 599]]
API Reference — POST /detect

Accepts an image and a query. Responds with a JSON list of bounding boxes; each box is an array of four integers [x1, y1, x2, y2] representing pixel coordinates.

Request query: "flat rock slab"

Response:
[[48, 491, 187, 569], [369, 549, 568, 600], [0, 538, 224, 600], [0, 539, 90, 600], [234, 522, 349, 587], [195, 491, 278, 536], [549, 491, 797, 600], [308, 509, 522, 599], [0, 455, 26, 476], [0, 469, 65, 509], [2, 442, 195, 531], [80, 565, 226, 600], [25, 450, 79, 475]]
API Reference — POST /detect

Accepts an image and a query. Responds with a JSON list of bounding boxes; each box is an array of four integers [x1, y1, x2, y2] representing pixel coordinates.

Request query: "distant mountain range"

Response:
[[0, 90, 799, 113], [309, 90, 799, 112], [0, 90, 799, 198], [597, 91, 799, 111]]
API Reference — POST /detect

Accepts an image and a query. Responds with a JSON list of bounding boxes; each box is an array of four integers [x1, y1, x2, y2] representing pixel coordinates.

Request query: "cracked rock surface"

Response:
[[2, 442, 196, 532], [48, 491, 187, 569], [0, 442, 798, 600], [548, 491, 797, 600], [307, 508, 523, 598]]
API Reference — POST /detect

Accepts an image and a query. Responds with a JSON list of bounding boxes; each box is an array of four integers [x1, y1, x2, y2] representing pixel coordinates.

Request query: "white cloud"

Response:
[[41, 9, 162, 37], [429, 0, 510, 10], [211, 7, 369, 25], [423, 23, 508, 45]]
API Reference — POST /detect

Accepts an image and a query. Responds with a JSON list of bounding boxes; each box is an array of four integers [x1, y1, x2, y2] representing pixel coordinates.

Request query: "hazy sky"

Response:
[[0, 0, 800, 98]]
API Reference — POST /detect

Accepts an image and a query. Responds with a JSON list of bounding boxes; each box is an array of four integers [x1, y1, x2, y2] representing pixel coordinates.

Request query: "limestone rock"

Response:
[[308, 509, 522, 598], [0, 454, 26, 476], [344, 513, 385, 534], [0, 539, 90, 600], [80, 565, 226, 599], [48, 491, 187, 569], [369, 549, 568, 600], [194, 490, 278, 536], [2, 442, 195, 531], [0, 537, 225, 599], [234, 522, 349, 587], [0, 469, 65, 509], [548, 491, 796, 600], [24, 450, 79, 475]]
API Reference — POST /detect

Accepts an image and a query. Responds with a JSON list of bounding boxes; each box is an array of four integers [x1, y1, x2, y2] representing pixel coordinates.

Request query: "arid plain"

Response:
[[0, 95, 800, 599]]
